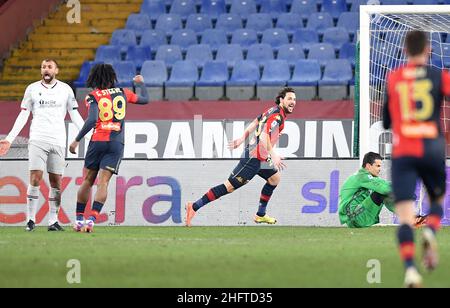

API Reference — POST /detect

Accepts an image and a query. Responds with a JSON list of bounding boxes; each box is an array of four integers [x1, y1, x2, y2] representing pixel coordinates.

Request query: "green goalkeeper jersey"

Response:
[[338, 168, 392, 225]]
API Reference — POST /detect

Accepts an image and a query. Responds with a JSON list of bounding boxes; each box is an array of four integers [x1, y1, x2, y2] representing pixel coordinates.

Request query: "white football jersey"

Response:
[[21, 80, 78, 147]]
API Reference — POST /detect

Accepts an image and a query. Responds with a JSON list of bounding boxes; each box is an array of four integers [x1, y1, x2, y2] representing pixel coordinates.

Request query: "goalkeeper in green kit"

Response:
[[338, 152, 396, 228]]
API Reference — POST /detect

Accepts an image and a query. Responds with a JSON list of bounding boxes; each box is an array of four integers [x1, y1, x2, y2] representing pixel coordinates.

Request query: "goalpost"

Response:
[[358, 5, 450, 218], [359, 4, 450, 169]]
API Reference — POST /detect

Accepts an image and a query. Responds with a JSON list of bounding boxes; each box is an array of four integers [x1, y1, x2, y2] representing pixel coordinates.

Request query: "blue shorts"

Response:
[[391, 141, 446, 202], [228, 149, 278, 188], [84, 141, 124, 175]]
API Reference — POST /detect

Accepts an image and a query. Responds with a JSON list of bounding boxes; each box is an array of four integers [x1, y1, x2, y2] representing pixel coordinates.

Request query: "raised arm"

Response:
[[228, 118, 258, 150]]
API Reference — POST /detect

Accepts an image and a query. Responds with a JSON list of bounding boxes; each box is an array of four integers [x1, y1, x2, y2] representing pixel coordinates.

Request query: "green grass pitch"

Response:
[[0, 226, 449, 288]]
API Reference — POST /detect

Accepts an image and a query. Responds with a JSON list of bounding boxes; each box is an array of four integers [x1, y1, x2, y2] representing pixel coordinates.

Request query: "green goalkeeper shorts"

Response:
[[344, 196, 384, 228]]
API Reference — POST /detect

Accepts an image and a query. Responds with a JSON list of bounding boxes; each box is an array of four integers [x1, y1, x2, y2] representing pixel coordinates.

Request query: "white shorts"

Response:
[[28, 140, 66, 175]]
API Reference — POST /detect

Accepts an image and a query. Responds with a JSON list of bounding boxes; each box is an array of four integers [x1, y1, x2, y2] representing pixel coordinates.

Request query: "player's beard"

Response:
[[42, 73, 55, 84], [282, 103, 294, 114]]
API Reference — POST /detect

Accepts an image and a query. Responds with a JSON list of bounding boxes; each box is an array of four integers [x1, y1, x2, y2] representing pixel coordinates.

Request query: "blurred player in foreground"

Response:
[[185, 87, 296, 226], [383, 30, 450, 287], [69, 64, 149, 232], [0, 59, 85, 231]]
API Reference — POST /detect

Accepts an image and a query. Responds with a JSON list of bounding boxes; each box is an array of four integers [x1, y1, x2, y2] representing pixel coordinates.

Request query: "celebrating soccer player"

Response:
[[0, 59, 86, 232], [383, 30, 450, 287], [185, 87, 296, 227], [69, 64, 149, 233]]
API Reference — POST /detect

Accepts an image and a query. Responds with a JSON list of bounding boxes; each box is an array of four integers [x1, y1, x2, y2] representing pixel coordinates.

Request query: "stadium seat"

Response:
[[411, 0, 440, 4], [169, 0, 196, 20], [226, 60, 260, 99], [155, 14, 183, 36], [126, 46, 152, 70], [257, 59, 290, 99], [339, 42, 356, 67], [200, 29, 228, 52], [185, 14, 213, 35], [261, 28, 289, 51], [216, 44, 244, 68], [140, 60, 168, 100], [308, 43, 336, 66], [337, 12, 359, 37], [185, 44, 214, 68], [229, 0, 257, 18], [74, 61, 99, 88], [165, 60, 199, 100], [290, 0, 318, 22], [231, 29, 258, 51], [245, 13, 273, 36], [200, 0, 226, 20], [246, 43, 274, 67], [196, 61, 229, 99], [259, 0, 287, 19], [113, 61, 137, 87], [322, 27, 349, 50], [276, 13, 304, 37], [140, 29, 168, 52], [381, 0, 408, 4], [126, 14, 152, 39], [110, 29, 137, 53], [288, 59, 321, 100], [141, 0, 166, 22], [318, 59, 352, 100], [292, 28, 319, 51], [155, 45, 183, 68], [277, 44, 305, 68], [95, 45, 122, 64], [431, 44, 450, 67], [170, 29, 198, 52], [321, 0, 347, 20], [350, 0, 367, 12], [306, 12, 334, 34], [215, 13, 243, 37]]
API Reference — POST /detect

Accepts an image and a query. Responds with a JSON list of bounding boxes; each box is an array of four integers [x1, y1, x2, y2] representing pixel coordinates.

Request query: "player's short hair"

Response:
[[42, 59, 59, 68], [405, 30, 428, 57], [86, 63, 118, 89], [362, 152, 382, 168], [275, 87, 295, 105]]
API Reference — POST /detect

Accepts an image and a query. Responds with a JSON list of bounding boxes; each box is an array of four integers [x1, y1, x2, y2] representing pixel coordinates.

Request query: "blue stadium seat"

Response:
[[155, 45, 183, 68], [140, 29, 168, 51], [258, 59, 290, 86], [196, 61, 229, 99], [229, 0, 257, 18], [227, 60, 260, 85], [246, 43, 274, 67], [319, 59, 352, 85], [200, 0, 226, 20], [259, 0, 287, 19], [350, 0, 366, 12], [110, 29, 137, 53], [339, 42, 355, 67], [126, 46, 152, 70], [411, 0, 440, 3], [155, 14, 183, 36], [289, 59, 321, 86], [290, 0, 318, 22], [322, 27, 349, 50], [306, 12, 334, 34], [321, 0, 347, 20], [261, 28, 289, 50], [308, 43, 336, 66], [95, 45, 122, 64], [170, 29, 198, 52], [185, 44, 214, 67], [141, 0, 166, 22], [141, 60, 168, 86], [200, 29, 228, 52], [169, 0, 197, 20], [185, 14, 213, 35], [337, 12, 359, 37], [113, 61, 137, 87], [126, 14, 152, 38], [165, 60, 199, 100], [231, 29, 258, 51], [215, 13, 243, 37], [245, 13, 273, 36], [292, 28, 319, 51], [74, 61, 100, 88], [431, 44, 450, 67], [216, 44, 244, 68], [381, 0, 408, 4], [276, 13, 303, 36], [277, 44, 305, 67]]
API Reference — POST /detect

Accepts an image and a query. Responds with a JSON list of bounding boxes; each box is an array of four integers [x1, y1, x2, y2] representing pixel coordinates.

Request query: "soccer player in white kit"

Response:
[[0, 59, 86, 231]]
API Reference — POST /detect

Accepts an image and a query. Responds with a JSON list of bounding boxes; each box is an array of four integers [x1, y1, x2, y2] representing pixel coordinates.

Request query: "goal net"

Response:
[[359, 5, 450, 218]]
